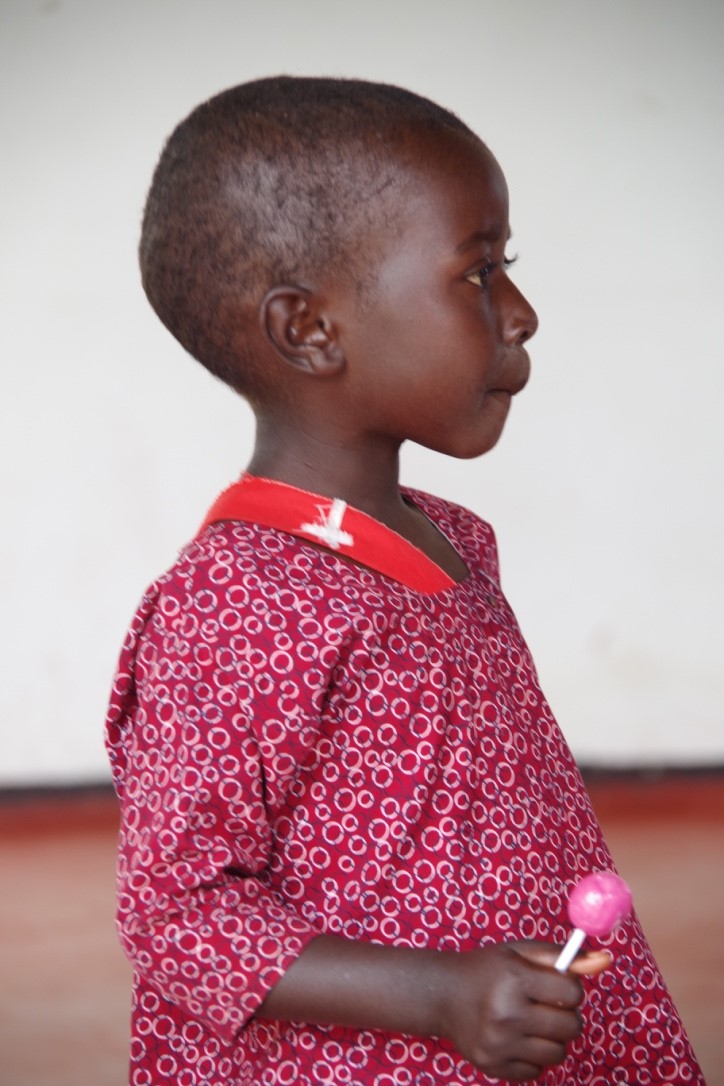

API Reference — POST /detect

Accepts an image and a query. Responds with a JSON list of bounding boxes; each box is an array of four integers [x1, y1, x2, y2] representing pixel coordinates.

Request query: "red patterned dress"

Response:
[[106, 480, 704, 1085]]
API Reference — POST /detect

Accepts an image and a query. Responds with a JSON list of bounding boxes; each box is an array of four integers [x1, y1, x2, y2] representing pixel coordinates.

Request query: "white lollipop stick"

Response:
[[555, 928, 586, 972]]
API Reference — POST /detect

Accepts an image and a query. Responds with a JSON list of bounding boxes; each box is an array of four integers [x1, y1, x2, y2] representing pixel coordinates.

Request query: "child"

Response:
[[106, 77, 704, 1085]]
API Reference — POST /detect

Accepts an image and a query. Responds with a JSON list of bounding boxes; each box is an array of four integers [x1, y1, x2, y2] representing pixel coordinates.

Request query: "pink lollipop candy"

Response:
[[555, 871, 632, 972]]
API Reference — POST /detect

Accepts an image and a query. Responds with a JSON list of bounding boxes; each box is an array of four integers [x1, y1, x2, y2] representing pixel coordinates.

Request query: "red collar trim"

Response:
[[199, 474, 457, 594]]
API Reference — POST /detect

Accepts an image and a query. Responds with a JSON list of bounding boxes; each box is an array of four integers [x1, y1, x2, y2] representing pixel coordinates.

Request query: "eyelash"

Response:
[[466, 254, 518, 290]]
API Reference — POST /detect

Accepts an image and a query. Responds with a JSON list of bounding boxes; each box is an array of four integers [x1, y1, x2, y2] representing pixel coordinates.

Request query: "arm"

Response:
[[106, 576, 324, 1042], [257, 933, 609, 1082]]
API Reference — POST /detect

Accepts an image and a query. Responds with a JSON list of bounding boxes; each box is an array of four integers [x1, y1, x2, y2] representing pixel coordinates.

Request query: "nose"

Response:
[[503, 280, 538, 346]]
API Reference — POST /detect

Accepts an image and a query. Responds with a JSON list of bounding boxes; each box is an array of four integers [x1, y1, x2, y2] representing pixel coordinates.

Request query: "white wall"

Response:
[[1, 0, 722, 784]]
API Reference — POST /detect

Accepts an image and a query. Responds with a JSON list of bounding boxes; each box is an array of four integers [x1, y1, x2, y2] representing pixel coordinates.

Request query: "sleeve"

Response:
[[107, 546, 334, 1044]]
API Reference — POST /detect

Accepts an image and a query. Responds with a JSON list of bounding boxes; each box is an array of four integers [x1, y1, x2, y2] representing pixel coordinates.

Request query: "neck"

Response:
[[247, 417, 407, 526], [246, 415, 469, 583]]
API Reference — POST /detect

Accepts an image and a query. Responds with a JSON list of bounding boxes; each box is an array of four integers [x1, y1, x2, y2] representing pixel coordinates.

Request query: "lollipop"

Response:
[[555, 871, 633, 972]]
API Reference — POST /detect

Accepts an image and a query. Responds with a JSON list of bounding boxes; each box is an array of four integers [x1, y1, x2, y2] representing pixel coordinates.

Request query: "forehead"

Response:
[[383, 126, 510, 248]]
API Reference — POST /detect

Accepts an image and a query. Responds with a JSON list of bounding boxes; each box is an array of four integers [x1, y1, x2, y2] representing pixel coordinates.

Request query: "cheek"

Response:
[[392, 297, 480, 363]]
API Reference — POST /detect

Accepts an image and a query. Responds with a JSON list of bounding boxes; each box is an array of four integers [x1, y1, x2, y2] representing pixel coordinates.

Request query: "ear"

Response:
[[260, 286, 345, 376]]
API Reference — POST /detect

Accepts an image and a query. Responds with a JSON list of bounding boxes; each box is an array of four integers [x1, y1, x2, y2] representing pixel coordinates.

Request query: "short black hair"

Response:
[[139, 76, 475, 396]]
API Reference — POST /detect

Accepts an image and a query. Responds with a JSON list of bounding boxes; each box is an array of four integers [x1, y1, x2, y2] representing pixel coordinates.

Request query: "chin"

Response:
[[424, 427, 507, 461], [417, 404, 511, 459], [458, 436, 504, 460]]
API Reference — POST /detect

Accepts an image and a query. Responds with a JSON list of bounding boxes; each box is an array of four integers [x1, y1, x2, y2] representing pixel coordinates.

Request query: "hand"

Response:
[[434, 941, 608, 1082]]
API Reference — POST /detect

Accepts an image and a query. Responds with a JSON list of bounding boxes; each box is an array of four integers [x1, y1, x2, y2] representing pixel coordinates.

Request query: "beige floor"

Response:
[[1, 774, 722, 1085]]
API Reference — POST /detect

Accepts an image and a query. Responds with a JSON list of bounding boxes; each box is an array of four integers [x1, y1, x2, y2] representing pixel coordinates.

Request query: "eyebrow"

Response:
[[456, 227, 513, 254]]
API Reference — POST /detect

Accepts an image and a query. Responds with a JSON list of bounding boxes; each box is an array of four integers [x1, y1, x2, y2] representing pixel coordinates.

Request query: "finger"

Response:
[[511, 941, 562, 969], [524, 1002, 583, 1045], [497, 1033, 571, 1076], [568, 950, 613, 977], [512, 940, 612, 979], [487, 1059, 544, 1082], [509, 944, 584, 1008]]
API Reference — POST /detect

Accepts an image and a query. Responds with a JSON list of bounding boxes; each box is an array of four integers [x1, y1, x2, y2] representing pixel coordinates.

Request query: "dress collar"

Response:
[[199, 474, 457, 595]]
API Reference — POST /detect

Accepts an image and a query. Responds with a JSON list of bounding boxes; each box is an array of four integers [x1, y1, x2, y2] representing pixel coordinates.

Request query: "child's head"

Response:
[[141, 76, 537, 461], [140, 76, 479, 398]]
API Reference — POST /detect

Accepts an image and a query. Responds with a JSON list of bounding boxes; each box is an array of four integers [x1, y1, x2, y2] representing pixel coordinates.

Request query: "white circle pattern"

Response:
[[106, 489, 703, 1085]]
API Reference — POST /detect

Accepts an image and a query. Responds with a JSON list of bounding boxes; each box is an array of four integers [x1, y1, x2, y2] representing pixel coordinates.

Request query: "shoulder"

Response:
[[143, 519, 329, 616], [132, 518, 379, 652], [109, 520, 354, 722], [401, 487, 501, 585]]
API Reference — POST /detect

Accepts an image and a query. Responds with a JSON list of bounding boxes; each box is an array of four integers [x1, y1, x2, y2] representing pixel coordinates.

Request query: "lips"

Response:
[[492, 350, 531, 397]]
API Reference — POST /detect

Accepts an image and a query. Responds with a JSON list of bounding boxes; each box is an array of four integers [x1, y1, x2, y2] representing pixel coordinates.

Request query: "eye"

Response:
[[465, 254, 518, 290]]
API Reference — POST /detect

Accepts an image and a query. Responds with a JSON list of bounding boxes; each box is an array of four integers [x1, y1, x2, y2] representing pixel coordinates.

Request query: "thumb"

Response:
[[567, 950, 613, 977], [511, 941, 613, 977]]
